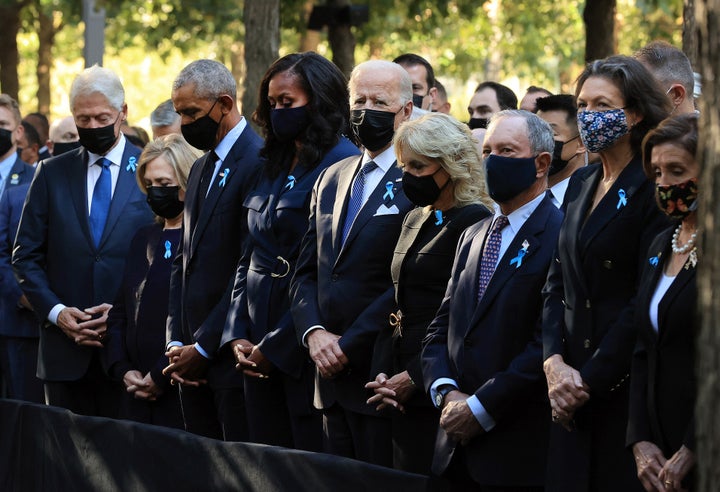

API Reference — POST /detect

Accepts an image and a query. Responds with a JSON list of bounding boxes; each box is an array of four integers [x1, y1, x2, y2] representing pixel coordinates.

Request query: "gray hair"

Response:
[[150, 99, 180, 127], [488, 109, 554, 155], [635, 41, 695, 98], [69, 65, 125, 112], [349, 60, 413, 107], [173, 59, 236, 100]]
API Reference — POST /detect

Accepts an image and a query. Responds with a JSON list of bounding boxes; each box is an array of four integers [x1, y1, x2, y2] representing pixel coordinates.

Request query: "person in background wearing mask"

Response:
[[535, 94, 591, 208], [519, 85, 553, 113], [163, 59, 264, 441], [23, 112, 51, 161], [366, 112, 492, 474], [13, 65, 154, 417], [467, 81, 518, 131], [541, 56, 670, 492], [394, 53, 437, 115], [635, 41, 697, 116], [290, 59, 413, 466], [0, 95, 34, 199], [47, 115, 80, 156], [150, 99, 182, 139], [221, 52, 360, 451], [422, 110, 562, 489], [18, 121, 40, 167], [432, 80, 452, 114], [105, 134, 199, 430]]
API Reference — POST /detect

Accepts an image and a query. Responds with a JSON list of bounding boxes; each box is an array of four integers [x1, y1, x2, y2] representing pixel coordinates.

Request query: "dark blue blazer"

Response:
[[12, 144, 154, 381], [0, 182, 36, 338], [290, 153, 413, 415], [422, 195, 562, 486], [167, 124, 263, 387]]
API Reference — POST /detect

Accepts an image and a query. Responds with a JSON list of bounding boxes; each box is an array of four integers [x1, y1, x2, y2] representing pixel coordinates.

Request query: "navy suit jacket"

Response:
[[0, 181, 36, 338], [422, 195, 562, 486], [12, 144, 154, 381], [290, 153, 413, 415], [167, 124, 263, 388]]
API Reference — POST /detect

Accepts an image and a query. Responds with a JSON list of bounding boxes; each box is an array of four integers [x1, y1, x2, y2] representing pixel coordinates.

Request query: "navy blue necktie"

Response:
[[89, 157, 112, 247], [342, 161, 376, 245]]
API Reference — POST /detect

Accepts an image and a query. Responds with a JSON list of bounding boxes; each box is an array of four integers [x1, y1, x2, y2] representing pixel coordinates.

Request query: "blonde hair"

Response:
[[136, 133, 201, 194], [394, 113, 493, 209]]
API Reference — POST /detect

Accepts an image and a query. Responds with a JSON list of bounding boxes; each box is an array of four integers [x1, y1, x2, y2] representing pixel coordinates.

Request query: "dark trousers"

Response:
[[44, 353, 122, 417], [119, 383, 184, 431], [0, 336, 44, 403], [179, 384, 248, 442], [323, 403, 392, 467], [391, 403, 439, 474], [444, 448, 544, 492]]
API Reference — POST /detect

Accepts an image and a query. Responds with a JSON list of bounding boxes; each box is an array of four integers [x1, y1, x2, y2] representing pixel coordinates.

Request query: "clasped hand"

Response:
[[544, 354, 590, 429], [365, 371, 416, 412], [439, 390, 484, 446], [231, 339, 272, 378], [57, 303, 112, 347], [307, 329, 348, 378], [123, 370, 163, 401], [162, 345, 208, 386]]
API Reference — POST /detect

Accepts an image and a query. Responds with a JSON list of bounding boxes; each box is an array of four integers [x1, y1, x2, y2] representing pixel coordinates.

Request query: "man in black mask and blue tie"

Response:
[[13, 65, 154, 416]]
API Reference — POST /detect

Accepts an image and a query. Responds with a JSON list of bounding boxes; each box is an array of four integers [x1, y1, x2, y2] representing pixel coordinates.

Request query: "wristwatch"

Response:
[[435, 384, 456, 408]]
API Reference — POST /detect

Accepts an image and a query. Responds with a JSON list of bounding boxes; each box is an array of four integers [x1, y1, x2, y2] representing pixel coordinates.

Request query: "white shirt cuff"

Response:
[[194, 342, 211, 359], [430, 377, 459, 408], [48, 303, 66, 325], [301, 325, 325, 348], [466, 395, 496, 432]]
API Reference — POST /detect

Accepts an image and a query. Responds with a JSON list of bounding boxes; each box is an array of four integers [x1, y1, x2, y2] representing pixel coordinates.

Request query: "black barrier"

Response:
[[0, 400, 433, 492]]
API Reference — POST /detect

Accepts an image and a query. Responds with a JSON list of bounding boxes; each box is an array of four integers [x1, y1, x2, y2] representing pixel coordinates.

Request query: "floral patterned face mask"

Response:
[[656, 177, 698, 219], [577, 108, 629, 153]]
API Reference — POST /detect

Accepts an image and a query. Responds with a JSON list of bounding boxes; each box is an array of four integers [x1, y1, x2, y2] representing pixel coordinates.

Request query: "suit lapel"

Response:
[[657, 251, 696, 342], [638, 239, 668, 342], [459, 219, 491, 324], [98, 147, 139, 249], [67, 149, 94, 246], [394, 206, 427, 303], [331, 156, 361, 257]]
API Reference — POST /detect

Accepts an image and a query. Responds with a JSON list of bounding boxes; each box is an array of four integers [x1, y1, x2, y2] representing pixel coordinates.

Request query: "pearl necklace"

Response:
[[671, 223, 697, 254]]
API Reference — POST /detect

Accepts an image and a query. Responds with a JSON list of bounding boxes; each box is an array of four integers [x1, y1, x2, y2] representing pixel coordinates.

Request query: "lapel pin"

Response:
[[616, 189, 627, 209], [10, 173, 19, 185], [649, 255, 659, 267], [686, 249, 697, 270], [285, 175, 295, 191], [510, 240, 530, 268], [434, 209, 443, 226], [218, 168, 230, 187], [164, 240, 173, 259], [383, 181, 395, 200], [126, 156, 137, 173]]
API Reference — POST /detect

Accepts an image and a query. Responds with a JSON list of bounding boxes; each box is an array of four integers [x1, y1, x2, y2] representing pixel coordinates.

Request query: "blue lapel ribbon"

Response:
[[509, 240, 530, 268], [383, 181, 394, 200], [617, 189, 627, 209], [285, 175, 295, 190], [218, 168, 230, 187], [649, 256, 659, 267], [164, 240, 173, 259], [434, 209, 443, 226], [126, 156, 137, 173]]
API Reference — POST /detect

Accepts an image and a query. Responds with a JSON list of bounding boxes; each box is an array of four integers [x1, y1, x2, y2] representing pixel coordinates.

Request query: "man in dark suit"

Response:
[[0, 94, 33, 200], [290, 60, 414, 466], [23, 112, 52, 161], [422, 110, 562, 490], [163, 59, 263, 441], [13, 65, 154, 416]]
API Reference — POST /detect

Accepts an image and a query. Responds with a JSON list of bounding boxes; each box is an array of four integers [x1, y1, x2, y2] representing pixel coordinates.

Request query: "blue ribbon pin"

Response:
[[218, 168, 230, 187], [126, 156, 137, 173], [164, 240, 173, 259], [383, 181, 394, 200], [434, 209, 443, 226], [649, 256, 659, 267], [285, 175, 295, 190], [510, 240, 530, 268], [616, 189, 627, 209]]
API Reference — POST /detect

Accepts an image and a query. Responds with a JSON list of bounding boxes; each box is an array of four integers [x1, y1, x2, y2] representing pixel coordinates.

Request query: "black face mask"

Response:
[[484, 154, 538, 202], [468, 117, 489, 130], [146, 186, 184, 219], [351, 108, 398, 152], [0, 128, 13, 156], [77, 115, 120, 155], [402, 167, 450, 206], [52, 141, 82, 156], [181, 99, 222, 151], [412, 93, 427, 110], [549, 136, 579, 176], [270, 105, 310, 142]]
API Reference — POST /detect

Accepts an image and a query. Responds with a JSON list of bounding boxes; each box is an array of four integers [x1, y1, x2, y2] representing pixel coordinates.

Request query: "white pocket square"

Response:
[[374, 204, 400, 216]]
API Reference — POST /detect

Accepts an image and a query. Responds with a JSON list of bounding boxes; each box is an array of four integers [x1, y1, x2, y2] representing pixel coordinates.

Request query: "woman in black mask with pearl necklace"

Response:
[[366, 112, 492, 473], [105, 133, 199, 428], [222, 52, 360, 451]]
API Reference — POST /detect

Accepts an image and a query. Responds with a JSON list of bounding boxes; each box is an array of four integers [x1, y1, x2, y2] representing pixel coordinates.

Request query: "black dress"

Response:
[[105, 223, 183, 429], [373, 203, 490, 474]]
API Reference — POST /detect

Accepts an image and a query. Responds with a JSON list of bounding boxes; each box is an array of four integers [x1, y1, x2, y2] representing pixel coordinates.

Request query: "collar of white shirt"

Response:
[[213, 117, 248, 163]]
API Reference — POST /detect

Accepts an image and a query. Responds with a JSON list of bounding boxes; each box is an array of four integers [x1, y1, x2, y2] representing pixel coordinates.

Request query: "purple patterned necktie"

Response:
[[477, 215, 509, 301]]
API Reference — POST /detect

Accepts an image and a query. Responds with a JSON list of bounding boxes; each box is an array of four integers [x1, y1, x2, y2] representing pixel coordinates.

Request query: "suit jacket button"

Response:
[[584, 339, 591, 349], [464, 338, 471, 348], [602, 260, 613, 269], [585, 299, 591, 309], [95, 256, 100, 262], [331, 274, 339, 282]]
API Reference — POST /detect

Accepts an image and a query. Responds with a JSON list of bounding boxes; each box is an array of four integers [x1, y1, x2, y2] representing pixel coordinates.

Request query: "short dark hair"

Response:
[[25, 112, 49, 141], [393, 53, 435, 91], [641, 113, 699, 178], [21, 120, 41, 147], [434, 79, 448, 99], [635, 41, 694, 98], [576, 55, 671, 154], [526, 85, 552, 97], [535, 94, 578, 127], [254, 52, 352, 179], [474, 81, 518, 110]]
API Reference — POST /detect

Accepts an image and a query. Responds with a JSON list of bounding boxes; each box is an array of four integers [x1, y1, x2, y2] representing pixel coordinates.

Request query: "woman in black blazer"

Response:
[[541, 56, 671, 491], [366, 112, 492, 474], [628, 114, 699, 492], [105, 134, 200, 428]]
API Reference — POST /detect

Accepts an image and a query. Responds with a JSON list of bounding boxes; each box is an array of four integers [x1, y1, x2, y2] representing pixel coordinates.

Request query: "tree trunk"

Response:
[[583, 0, 617, 62], [299, 0, 320, 52], [242, 0, 279, 130], [327, 0, 355, 79], [695, 0, 720, 489], [683, 0, 698, 66], [485, 0, 503, 82], [36, 7, 58, 115], [0, 3, 27, 101]]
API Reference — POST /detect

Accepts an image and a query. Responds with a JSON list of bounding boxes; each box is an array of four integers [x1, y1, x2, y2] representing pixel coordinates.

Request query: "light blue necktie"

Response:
[[89, 157, 112, 247], [342, 161, 376, 245]]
